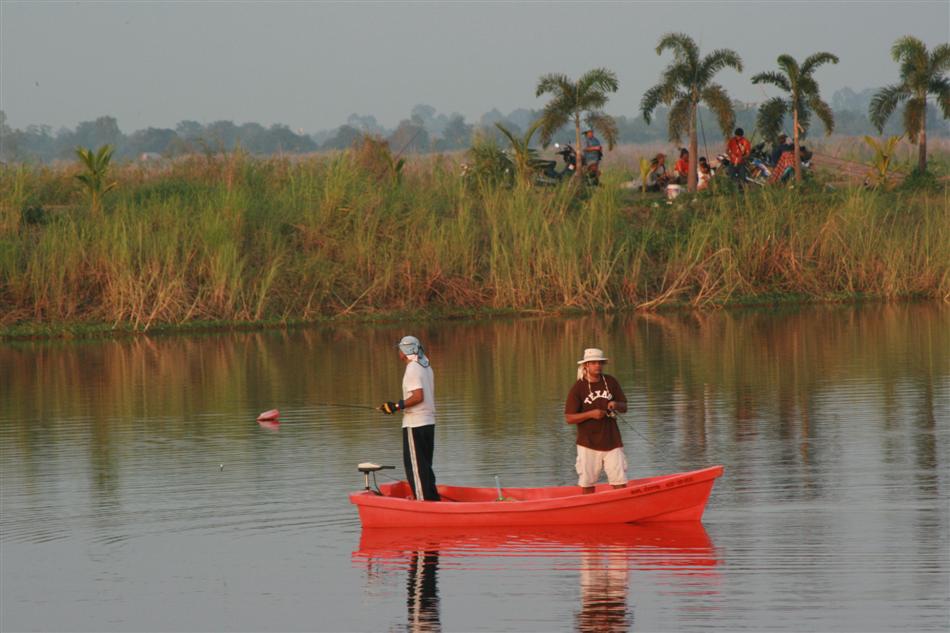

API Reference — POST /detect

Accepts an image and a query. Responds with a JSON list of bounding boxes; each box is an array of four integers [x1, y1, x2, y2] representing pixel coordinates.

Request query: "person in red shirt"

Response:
[[564, 348, 628, 494], [673, 148, 690, 184], [726, 128, 752, 166]]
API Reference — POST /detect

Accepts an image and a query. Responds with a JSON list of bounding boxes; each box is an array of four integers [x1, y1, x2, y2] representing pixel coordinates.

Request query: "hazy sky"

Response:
[[2, 1, 948, 133]]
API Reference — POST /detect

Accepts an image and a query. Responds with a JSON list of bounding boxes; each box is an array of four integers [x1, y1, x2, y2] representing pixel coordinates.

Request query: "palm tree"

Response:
[[535, 68, 619, 179], [752, 52, 839, 183], [74, 145, 118, 215], [641, 34, 743, 192], [869, 36, 950, 174]]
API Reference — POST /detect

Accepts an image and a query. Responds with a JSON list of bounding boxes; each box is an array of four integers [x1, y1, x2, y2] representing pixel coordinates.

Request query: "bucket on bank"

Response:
[[666, 184, 682, 200]]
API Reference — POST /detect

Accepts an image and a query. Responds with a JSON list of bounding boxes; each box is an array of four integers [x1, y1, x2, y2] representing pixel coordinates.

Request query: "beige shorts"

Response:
[[575, 445, 628, 487]]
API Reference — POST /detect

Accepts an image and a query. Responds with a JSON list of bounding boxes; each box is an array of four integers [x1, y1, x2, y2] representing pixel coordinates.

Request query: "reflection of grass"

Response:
[[1, 149, 948, 336]]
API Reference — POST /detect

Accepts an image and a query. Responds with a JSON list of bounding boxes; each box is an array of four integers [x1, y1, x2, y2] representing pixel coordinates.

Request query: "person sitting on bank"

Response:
[[673, 148, 690, 184], [565, 348, 629, 494], [645, 153, 669, 191], [379, 335, 440, 501], [769, 144, 813, 184], [698, 156, 713, 190], [770, 133, 793, 165]]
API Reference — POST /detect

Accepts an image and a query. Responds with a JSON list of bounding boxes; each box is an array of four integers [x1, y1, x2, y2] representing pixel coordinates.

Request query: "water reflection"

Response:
[[3, 304, 945, 490], [406, 550, 440, 632], [577, 546, 630, 632], [355, 523, 718, 632]]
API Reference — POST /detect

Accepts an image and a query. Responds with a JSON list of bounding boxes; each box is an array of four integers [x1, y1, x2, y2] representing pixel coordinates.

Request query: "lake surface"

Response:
[[1, 304, 948, 632]]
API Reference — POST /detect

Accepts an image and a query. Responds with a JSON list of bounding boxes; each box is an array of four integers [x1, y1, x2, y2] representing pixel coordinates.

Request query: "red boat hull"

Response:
[[350, 465, 723, 528]]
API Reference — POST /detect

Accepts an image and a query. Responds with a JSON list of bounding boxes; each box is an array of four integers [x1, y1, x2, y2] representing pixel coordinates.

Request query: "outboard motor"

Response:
[[358, 462, 395, 495]]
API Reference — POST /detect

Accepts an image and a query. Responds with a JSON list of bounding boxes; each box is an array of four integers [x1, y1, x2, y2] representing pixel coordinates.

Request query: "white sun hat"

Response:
[[577, 348, 609, 364]]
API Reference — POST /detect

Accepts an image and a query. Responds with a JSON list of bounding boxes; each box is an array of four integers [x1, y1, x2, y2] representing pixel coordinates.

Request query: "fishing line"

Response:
[[699, 110, 710, 165], [610, 410, 678, 468]]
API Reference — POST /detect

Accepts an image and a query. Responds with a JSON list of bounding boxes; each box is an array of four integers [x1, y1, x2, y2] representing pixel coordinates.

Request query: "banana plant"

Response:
[[863, 134, 903, 188], [75, 145, 118, 215], [494, 120, 544, 188], [639, 157, 652, 193]]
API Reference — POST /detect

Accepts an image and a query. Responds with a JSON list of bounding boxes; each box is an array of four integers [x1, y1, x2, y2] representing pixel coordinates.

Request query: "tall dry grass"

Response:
[[1, 147, 947, 332]]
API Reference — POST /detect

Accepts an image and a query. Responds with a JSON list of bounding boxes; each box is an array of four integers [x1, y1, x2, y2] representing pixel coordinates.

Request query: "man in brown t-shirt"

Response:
[[565, 348, 628, 494]]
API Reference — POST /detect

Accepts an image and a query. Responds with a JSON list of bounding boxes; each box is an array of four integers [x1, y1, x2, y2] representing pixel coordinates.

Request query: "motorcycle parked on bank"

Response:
[[534, 143, 600, 186]]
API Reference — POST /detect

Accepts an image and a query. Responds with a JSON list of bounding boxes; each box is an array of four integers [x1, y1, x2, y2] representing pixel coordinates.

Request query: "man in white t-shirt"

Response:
[[379, 335, 440, 501]]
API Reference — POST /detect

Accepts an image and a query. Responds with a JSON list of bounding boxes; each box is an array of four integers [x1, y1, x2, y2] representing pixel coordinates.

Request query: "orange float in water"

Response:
[[256, 409, 280, 422]]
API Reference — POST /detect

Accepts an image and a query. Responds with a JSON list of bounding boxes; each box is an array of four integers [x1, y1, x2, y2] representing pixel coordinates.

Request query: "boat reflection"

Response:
[[354, 523, 719, 632]]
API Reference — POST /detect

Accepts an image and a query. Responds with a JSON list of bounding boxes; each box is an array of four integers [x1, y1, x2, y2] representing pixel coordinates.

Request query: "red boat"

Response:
[[350, 465, 724, 528]]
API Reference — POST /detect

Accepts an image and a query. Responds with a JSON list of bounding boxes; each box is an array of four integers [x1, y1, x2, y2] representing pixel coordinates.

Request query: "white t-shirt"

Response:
[[401, 361, 436, 428]]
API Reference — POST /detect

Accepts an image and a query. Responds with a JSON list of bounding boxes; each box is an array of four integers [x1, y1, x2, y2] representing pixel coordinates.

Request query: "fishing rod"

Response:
[[312, 402, 380, 412], [392, 127, 423, 162]]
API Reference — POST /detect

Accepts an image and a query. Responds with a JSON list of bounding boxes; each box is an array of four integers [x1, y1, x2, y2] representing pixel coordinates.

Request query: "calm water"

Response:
[[1, 304, 948, 632]]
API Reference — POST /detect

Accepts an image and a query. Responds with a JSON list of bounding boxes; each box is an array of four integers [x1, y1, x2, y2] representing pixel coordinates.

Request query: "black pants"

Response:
[[402, 425, 440, 501]]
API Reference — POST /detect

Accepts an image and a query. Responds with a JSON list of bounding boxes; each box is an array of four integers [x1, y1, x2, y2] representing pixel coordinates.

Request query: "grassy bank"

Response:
[[1, 149, 948, 337]]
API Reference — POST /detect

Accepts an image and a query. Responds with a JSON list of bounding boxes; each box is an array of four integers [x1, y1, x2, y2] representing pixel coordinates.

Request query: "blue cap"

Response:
[[397, 335, 422, 356]]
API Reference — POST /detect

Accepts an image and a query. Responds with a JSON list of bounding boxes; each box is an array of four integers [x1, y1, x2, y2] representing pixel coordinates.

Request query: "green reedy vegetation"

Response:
[[1, 149, 948, 336]]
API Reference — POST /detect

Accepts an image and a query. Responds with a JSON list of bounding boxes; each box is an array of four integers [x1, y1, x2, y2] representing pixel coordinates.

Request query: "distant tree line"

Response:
[[0, 114, 319, 164], [1, 86, 946, 165]]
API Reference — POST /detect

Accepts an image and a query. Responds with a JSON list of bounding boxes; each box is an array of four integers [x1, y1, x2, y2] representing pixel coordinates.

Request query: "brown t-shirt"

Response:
[[565, 375, 626, 451]]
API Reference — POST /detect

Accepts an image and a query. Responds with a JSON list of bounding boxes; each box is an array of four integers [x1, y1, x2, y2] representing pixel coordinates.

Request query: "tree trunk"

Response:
[[793, 107, 802, 183], [918, 118, 927, 173], [575, 114, 583, 180], [687, 100, 698, 192]]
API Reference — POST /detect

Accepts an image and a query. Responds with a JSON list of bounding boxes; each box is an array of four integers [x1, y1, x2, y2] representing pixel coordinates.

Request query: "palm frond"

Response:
[[801, 52, 839, 76], [902, 97, 926, 143], [701, 83, 735, 137], [96, 144, 114, 163], [798, 75, 820, 97], [751, 71, 791, 93], [892, 36, 930, 87], [641, 84, 676, 123], [575, 91, 610, 112], [494, 122, 519, 147], [869, 83, 911, 131], [660, 63, 695, 95], [667, 97, 692, 142], [75, 146, 94, 170], [798, 106, 813, 138], [522, 118, 544, 147], [931, 43, 950, 74], [535, 73, 573, 98], [808, 95, 835, 135], [755, 96, 788, 141], [578, 68, 619, 96], [538, 100, 571, 147], [656, 32, 699, 67], [699, 49, 743, 84], [930, 75, 950, 119], [585, 111, 619, 149], [891, 36, 927, 64], [776, 55, 800, 86]]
